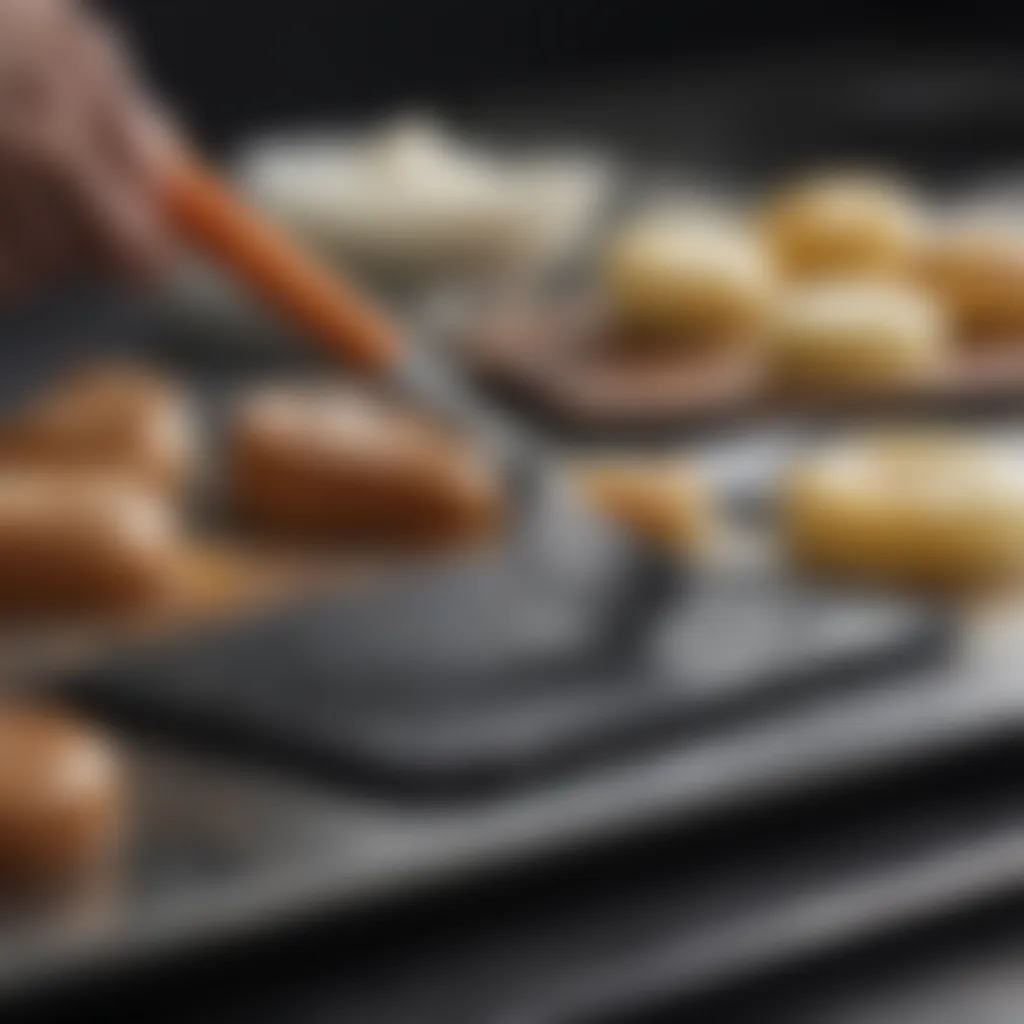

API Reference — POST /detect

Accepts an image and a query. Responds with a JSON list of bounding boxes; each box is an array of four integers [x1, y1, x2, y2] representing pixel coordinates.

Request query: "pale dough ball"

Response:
[[761, 173, 924, 280], [573, 457, 709, 551], [0, 364, 195, 497], [918, 221, 1024, 338], [769, 280, 949, 393], [0, 707, 123, 887], [229, 387, 502, 544], [603, 213, 774, 344], [783, 434, 1024, 589]]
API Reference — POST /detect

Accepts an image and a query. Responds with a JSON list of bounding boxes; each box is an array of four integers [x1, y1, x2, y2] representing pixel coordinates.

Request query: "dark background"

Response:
[[99, 0, 1024, 175]]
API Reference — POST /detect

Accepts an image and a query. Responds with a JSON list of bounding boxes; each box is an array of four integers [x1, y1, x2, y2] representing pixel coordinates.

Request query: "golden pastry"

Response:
[[603, 212, 774, 345], [229, 386, 502, 544], [783, 434, 1024, 589], [761, 172, 924, 280], [0, 364, 195, 496], [769, 280, 949, 394], [918, 220, 1024, 338], [573, 457, 708, 551], [0, 474, 178, 614], [0, 706, 123, 886]]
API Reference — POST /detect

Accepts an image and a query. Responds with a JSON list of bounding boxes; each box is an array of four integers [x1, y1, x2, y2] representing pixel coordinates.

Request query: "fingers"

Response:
[[51, 136, 170, 283], [58, 13, 174, 281], [0, 135, 84, 301], [0, 0, 175, 298], [72, 16, 169, 193]]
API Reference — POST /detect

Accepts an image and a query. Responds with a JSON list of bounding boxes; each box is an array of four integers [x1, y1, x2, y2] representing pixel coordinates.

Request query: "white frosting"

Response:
[[239, 116, 610, 273]]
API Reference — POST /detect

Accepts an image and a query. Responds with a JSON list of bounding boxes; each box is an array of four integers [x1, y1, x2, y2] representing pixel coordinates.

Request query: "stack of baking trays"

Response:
[[2, 116, 1024, 1014]]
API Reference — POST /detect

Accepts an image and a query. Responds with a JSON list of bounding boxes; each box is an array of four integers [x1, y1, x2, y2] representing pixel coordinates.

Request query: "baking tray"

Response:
[[66, 565, 948, 797], [3, 637, 1024, 1011], [90, 741, 1024, 1024]]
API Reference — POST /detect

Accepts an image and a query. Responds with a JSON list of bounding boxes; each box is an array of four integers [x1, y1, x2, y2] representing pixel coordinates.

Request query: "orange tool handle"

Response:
[[164, 152, 398, 373]]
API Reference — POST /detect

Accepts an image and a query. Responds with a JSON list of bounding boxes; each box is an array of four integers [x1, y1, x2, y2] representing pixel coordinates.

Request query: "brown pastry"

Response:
[[573, 457, 709, 551], [228, 386, 502, 544], [783, 433, 1024, 590], [602, 212, 774, 346], [761, 172, 924, 280], [0, 364, 195, 496], [917, 220, 1024, 339], [0, 474, 179, 614], [0, 707, 123, 887]]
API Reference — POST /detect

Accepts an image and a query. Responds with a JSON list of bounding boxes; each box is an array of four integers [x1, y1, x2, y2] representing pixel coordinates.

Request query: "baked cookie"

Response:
[[0, 474, 178, 614], [229, 386, 502, 544], [761, 172, 924, 280], [783, 434, 1024, 589], [768, 280, 949, 394], [0, 707, 123, 887], [0, 364, 195, 497]]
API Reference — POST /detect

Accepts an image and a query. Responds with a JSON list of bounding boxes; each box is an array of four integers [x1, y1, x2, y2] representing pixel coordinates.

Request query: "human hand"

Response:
[[0, 0, 171, 299]]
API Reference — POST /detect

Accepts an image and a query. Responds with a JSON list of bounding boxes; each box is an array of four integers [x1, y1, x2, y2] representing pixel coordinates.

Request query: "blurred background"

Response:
[[3, 4, 1024, 1023], [104, 0, 1024, 177]]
